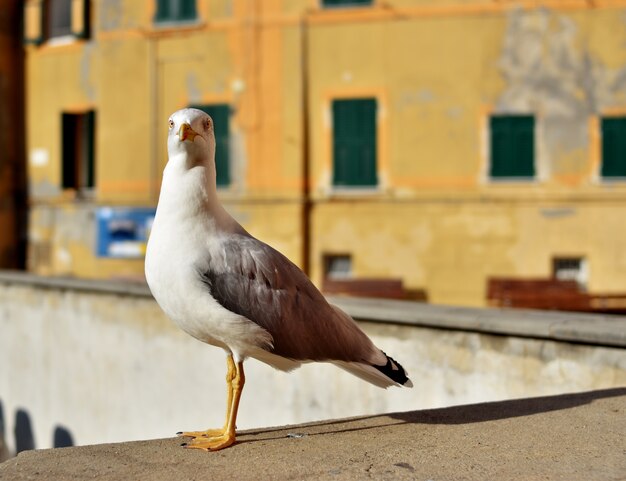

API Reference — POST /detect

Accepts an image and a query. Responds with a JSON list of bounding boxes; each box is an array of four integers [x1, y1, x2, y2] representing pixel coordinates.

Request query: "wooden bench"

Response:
[[487, 277, 626, 314]]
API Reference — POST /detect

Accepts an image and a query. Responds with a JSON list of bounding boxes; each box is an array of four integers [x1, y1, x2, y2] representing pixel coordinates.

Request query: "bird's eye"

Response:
[[168, 119, 174, 129], [204, 118, 212, 131]]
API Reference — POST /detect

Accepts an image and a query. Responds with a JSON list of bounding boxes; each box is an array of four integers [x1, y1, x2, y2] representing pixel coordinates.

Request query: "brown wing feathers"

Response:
[[198, 234, 379, 363]]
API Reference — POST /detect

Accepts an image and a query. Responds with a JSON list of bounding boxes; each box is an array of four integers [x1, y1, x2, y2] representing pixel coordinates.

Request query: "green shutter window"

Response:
[[490, 115, 535, 179], [62, 110, 96, 190], [85, 110, 96, 188], [190, 104, 231, 187], [322, 0, 373, 7], [332, 98, 378, 188], [155, 0, 197, 23], [601, 117, 626, 178], [24, 0, 90, 44]]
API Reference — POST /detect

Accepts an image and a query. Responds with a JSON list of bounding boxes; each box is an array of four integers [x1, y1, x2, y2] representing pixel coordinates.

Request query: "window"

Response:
[[62, 111, 96, 191], [190, 104, 231, 187], [489, 115, 535, 179], [47, 0, 72, 38], [322, 0, 373, 7], [553, 257, 587, 288], [332, 98, 377, 188], [23, 0, 90, 44], [154, 0, 197, 23], [601, 117, 626, 179], [324, 254, 352, 279]]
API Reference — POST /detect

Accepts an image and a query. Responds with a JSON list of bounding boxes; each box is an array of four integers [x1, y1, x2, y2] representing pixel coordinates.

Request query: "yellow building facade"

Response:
[[24, 0, 626, 306]]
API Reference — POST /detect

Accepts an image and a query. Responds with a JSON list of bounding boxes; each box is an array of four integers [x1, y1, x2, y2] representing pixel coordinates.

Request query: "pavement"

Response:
[[1, 388, 625, 481]]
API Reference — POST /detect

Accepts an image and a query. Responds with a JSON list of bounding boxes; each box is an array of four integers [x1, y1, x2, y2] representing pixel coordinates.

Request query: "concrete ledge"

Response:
[[329, 295, 626, 348], [1, 388, 624, 481], [0, 271, 152, 298], [1, 270, 625, 347]]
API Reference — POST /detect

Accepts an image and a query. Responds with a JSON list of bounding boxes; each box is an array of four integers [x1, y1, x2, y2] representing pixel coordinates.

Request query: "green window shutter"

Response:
[[155, 0, 197, 22], [178, 0, 197, 21], [332, 98, 377, 187], [322, 0, 372, 7], [514, 117, 535, 177], [490, 115, 535, 179], [85, 110, 96, 188], [190, 104, 231, 187], [154, 0, 171, 22], [24, 0, 89, 44], [601, 117, 626, 178]]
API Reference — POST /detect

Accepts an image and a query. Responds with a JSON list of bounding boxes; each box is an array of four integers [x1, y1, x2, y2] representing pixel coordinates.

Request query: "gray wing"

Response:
[[197, 233, 378, 362]]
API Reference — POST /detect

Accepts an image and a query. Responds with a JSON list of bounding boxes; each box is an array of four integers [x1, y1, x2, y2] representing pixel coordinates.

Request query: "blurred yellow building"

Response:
[[23, 0, 626, 306]]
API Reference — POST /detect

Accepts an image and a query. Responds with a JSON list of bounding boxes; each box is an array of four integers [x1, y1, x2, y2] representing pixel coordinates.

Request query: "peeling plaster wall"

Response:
[[496, 8, 626, 180], [307, 5, 626, 304]]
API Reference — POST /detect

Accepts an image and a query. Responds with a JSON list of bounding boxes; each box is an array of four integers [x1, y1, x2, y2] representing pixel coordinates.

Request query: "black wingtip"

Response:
[[373, 351, 411, 386]]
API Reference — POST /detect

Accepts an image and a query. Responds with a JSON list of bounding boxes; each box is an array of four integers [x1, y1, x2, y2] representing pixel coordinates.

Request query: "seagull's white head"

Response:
[[167, 108, 216, 170]]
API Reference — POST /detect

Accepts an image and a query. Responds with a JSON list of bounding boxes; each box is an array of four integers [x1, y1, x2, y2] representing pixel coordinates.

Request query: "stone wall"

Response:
[[0, 272, 624, 454]]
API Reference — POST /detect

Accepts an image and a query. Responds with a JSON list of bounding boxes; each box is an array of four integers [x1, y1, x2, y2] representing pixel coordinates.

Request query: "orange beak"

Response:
[[178, 123, 198, 142]]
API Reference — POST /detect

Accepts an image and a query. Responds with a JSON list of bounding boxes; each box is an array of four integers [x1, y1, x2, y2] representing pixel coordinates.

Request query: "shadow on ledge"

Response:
[[391, 386, 626, 425], [1, 388, 625, 481], [238, 387, 626, 443]]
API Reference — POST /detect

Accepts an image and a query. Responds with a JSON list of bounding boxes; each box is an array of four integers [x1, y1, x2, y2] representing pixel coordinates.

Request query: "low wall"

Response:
[[2, 389, 625, 481], [0, 271, 625, 455]]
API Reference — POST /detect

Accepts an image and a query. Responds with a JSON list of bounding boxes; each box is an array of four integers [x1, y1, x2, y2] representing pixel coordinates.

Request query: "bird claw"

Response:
[[184, 433, 236, 451]]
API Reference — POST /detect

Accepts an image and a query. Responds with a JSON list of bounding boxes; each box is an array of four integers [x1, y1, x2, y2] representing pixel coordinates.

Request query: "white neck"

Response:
[[156, 152, 241, 234]]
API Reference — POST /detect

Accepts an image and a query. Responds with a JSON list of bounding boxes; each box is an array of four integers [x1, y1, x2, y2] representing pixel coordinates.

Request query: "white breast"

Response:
[[145, 178, 272, 357]]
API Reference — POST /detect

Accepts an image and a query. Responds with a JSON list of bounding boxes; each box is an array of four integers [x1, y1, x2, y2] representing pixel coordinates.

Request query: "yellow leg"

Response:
[[184, 357, 245, 451], [178, 354, 236, 439]]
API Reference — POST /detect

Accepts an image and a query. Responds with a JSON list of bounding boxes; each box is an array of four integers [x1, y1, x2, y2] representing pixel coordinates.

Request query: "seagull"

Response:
[[145, 108, 412, 451]]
